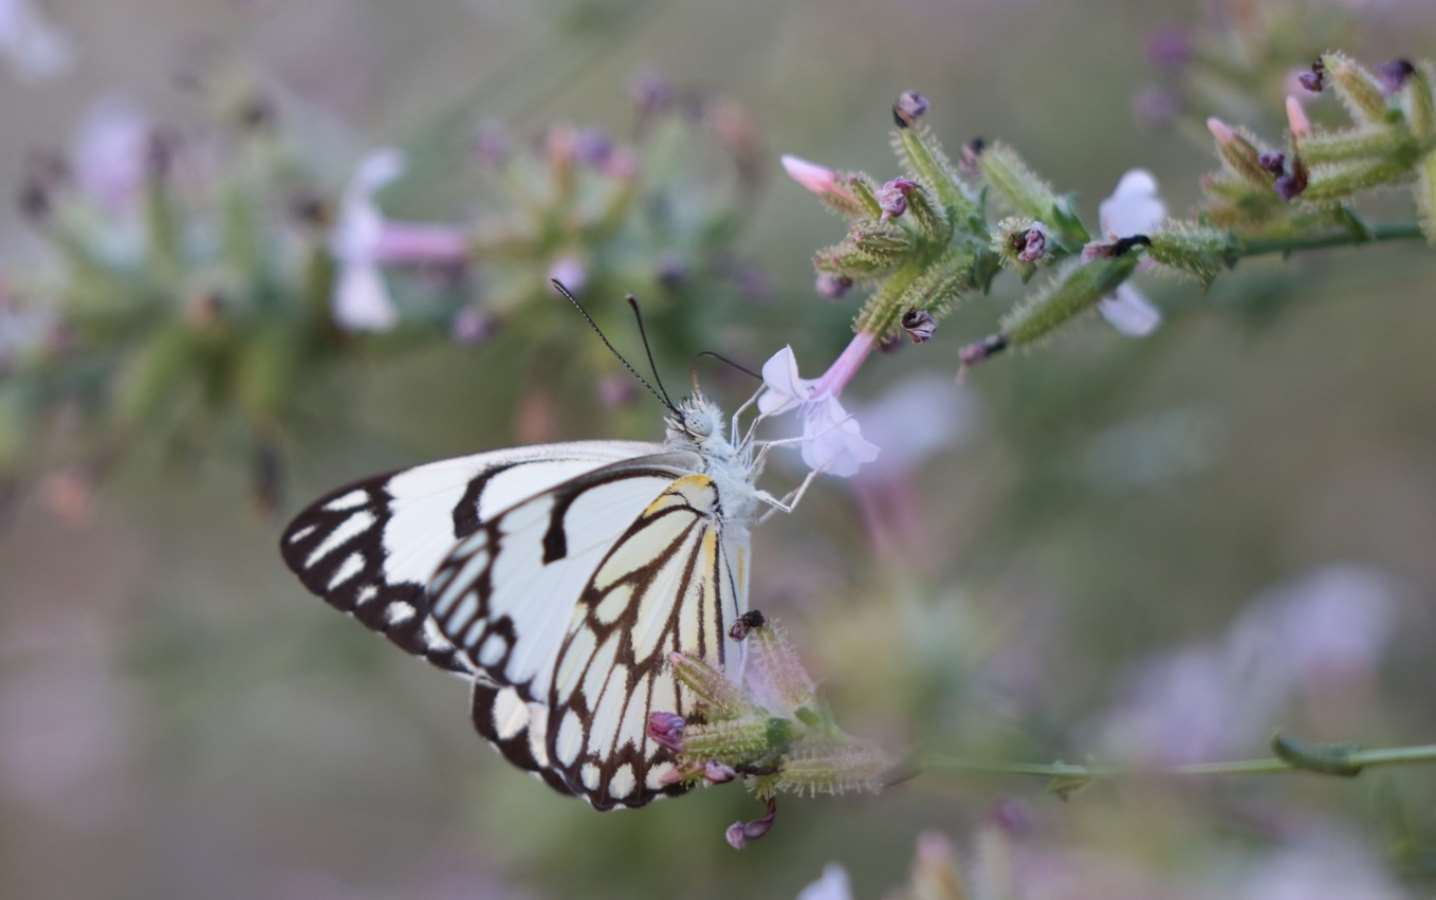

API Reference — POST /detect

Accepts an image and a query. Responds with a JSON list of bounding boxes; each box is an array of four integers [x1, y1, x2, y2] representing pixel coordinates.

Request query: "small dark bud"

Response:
[[656, 254, 687, 289], [814, 272, 854, 299], [630, 70, 676, 119], [647, 712, 686, 753], [892, 90, 929, 128], [1379, 58, 1417, 94], [145, 129, 178, 179], [237, 93, 276, 131], [289, 191, 330, 228], [728, 610, 766, 641], [703, 761, 737, 784], [901, 308, 937, 343], [959, 333, 1008, 368], [1258, 151, 1287, 176], [18, 177, 50, 221], [960, 137, 986, 177], [1275, 168, 1308, 201], [574, 128, 614, 168], [1298, 59, 1326, 93], [1111, 234, 1153, 256], [252, 442, 283, 514]]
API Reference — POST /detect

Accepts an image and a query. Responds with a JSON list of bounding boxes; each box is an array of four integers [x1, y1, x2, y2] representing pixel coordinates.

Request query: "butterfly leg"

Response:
[[755, 469, 819, 523], [729, 387, 766, 446]]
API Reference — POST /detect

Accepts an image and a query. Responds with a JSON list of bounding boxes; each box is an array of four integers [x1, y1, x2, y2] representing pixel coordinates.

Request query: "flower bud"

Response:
[[703, 761, 737, 784], [744, 617, 817, 715], [1323, 52, 1390, 123], [1404, 63, 1435, 141], [646, 711, 686, 753], [814, 224, 914, 279], [1302, 157, 1410, 204], [1298, 58, 1326, 93], [681, 715, 781, 760], [780, 154, 866, 217], [1417, 150, 1436, 245], [1207, 118, 1276, 189], [892, 90, 929, 128], [1258, 151, 1287, 176], [959, 137, 986, 178], [978, 141, 1061, 225], [573, 128, 613, 168], [877, 177, 912, 220], [451, 305, 499, 346], [1001, 254, 1141, 348], [1148, 223, 1232, 286], [472, 120, 511, 167], [959, 333, 1008, 369], [669, 652, 747, 720], [1286, 96, 1313, 139], [814, 272, 854, 300], [725, 799, 777, 850], [901, 309, 937, 343], [1379, 58, 1416, 95], [776, 741, 891, 797]]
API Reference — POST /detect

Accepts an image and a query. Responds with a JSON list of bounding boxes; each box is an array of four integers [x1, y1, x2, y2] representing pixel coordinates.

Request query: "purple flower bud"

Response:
[[452, 306, 499, 346], [988, 797, 1032, 836], [630, 70, 675, 118], [877, 177, 915, 220], [1016, 228, 1047, 263], [646, 711, 686, 753], [815, 272, 854, 300], [724, 799, 777, 850], [1275, 171, 1307, 201], [892, 90, 929, 128], [1298, 59, 1326, 93], [574, 128, 613, 168], [901, 309, 937, 343], [144, 128, 178, 179], [703, 761, 737, 784], [728, 610, 766, 641], [1379, 58, 1416, 95], [1258, 151, 1287, 176], [656, 254, 687, 289], [1144, 26, 1191, 70], [1132, 86, 1181, 130]]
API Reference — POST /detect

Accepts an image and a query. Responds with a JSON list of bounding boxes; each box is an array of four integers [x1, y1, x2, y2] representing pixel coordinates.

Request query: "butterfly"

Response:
[[280, 285, 814, 810]]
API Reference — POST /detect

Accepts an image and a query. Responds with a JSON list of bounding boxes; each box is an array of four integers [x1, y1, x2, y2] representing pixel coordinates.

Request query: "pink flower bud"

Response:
[[877, 177, 915, 220], [724, 799, 777, 850], [647, 711, 686, 753], [780, 154, 858, 209], [892, 90, 929, 128], [1016, 228, 1047, 263], [815, 272, 854, 300], [1206, 117, 1236, 146]]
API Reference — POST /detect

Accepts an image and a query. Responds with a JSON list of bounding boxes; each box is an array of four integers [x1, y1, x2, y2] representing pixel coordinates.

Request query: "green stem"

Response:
[[1235, 222, 1425, 258], [921, 742, 1436, 780]]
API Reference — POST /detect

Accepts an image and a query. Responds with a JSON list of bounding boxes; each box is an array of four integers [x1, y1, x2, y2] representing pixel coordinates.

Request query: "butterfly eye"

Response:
[[687, 416, 713, 437]]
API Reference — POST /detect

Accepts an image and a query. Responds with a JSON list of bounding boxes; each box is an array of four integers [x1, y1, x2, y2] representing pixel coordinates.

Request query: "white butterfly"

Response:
[[280, 294, 814, 810]]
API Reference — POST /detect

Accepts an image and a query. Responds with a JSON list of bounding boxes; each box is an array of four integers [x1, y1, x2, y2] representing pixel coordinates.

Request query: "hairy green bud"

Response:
[[1001, 253, 1140, 347]]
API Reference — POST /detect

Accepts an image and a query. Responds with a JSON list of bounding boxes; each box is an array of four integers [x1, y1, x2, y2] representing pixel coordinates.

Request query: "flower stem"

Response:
[[920, 741, 1436, 781], [1234, 221, 1425, 259]]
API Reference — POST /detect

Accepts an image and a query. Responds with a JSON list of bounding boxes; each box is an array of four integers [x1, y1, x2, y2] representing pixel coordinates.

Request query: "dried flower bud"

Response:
[[959, 333, 1008, 368], [1298, 58, 1326, 93], [1258, 151, 1287, 176], [725, 799, 777, 850], [814, 272, 854, 300], [1275, 165, 1309, 201], [646, 712, 686, 753], [877, 177, 915, 220], [1016, 227, 1047, 262], [1379, 58, 1416, 95], [960, 137, 986, 178], [892, 90, 929, 128], [729, 609, 766, 641], [901, 309, 937, 343]]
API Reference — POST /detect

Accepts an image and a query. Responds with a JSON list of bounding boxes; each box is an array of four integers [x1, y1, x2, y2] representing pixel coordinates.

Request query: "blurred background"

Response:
[[3, 1, 1436, 897]]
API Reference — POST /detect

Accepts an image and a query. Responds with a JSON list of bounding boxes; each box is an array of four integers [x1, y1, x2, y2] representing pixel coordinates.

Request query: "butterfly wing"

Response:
[[545, 475, 752, 809], [279, 440, 664, 675]]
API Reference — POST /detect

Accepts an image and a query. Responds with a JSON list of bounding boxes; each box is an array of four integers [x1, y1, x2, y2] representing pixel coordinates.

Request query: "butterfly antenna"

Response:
[[696, 350, 762, 381], [625, 295, 681, 414], [551, 280, 673, 412]]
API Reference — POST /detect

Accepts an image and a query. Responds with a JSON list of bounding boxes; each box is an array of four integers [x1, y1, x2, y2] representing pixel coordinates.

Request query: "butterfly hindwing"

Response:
[[280, 441, 663, 675], [545, 474, 750, 809]]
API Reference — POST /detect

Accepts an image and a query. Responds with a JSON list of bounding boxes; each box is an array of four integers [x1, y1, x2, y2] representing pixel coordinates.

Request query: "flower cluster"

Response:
[[644, 611, 892, 850]]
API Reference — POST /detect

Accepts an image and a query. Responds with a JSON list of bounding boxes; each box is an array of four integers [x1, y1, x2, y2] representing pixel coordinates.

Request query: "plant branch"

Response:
[[921, 738, 1436, 783], [1234, 221, 1426, 259]]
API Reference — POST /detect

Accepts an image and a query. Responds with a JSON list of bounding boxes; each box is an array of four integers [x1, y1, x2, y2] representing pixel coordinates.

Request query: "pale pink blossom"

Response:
[[759, 337, 880, 477], [780, 154, 859, 208], [71, 98, 149, 214], [1096, 169, 1165, 337]]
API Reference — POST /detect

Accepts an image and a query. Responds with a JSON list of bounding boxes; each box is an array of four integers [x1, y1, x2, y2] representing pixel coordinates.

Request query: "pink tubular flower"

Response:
[[758, 334, 880, 477], [1094, 169, 1165, 337], [780, 154, 859, 208], [331, 149, 471, 332]]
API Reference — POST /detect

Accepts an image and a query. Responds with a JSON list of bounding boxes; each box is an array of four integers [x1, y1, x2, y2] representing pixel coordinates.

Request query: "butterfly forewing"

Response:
[[280, 441, 663, 675]]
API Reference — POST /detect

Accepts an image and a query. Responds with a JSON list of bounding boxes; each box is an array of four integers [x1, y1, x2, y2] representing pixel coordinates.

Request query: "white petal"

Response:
[[758, 345, 813, 416], [1100, 168, 1167, 237], [1099, 284, 1162, 337], [331, 149, 407, 262], [333, 264, 397, 332], [0, 0, 75, 81], [800, 395, 880, 478], [796, 864, 853, 900], [351, 148, 406, 197]]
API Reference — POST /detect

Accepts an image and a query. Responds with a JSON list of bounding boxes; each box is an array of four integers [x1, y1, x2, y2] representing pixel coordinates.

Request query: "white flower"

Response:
[[71, 98, 149, 214], [0, 0, 74, 82], [759, 345, 879, 478], [1096, 169, 1166, 337], [795, 864, 852, 900], [330, 149, 405, 332]]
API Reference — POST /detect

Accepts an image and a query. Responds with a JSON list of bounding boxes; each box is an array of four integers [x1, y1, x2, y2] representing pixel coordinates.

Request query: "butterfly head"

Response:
[[665, 393, 733, 458]]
